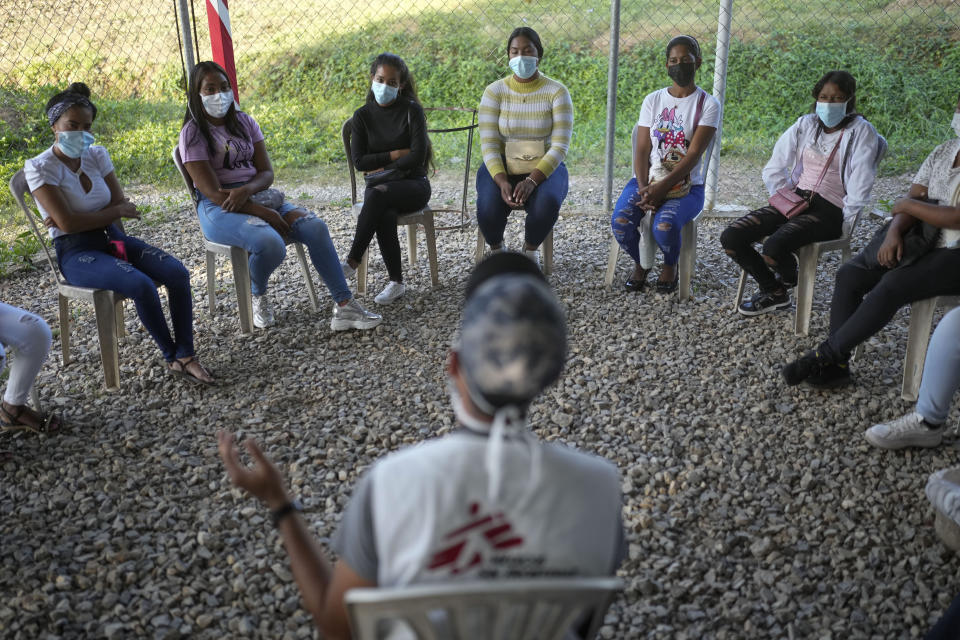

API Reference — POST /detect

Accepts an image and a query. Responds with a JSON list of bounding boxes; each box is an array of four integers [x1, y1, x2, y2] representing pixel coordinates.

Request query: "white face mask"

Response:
[[447, 379, 492, 432], [952, 112, 960, 138], [201, 91, 234, 118]]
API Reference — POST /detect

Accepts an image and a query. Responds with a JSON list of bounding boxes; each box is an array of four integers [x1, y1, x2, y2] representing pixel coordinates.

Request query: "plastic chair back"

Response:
[[9, 170, 61, 288], [346, 577, 622, 640]]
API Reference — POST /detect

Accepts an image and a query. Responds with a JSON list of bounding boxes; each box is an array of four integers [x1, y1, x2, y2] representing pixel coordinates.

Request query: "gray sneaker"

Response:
[[330, 298, 382, 331], [252, 294, 276, 328], [864, 412, 945, 449]]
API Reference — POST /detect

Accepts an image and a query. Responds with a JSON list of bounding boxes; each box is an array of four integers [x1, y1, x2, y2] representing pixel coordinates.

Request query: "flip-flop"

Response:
[[168, 357, 215, 386]]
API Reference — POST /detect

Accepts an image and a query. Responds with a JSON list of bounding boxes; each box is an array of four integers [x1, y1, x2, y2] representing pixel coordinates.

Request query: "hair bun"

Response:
[[66, 82, 91, 97]]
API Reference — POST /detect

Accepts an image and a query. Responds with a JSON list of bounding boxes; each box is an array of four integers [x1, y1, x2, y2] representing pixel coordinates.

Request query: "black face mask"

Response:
[[667, 62, 696, 87]]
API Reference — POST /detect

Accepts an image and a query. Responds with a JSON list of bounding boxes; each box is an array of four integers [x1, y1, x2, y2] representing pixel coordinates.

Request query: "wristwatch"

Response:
[[270, 499, 303, 527]]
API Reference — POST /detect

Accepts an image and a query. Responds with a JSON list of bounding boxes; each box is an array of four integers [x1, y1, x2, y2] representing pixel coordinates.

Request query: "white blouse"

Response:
[[24, 145, 115, 239]]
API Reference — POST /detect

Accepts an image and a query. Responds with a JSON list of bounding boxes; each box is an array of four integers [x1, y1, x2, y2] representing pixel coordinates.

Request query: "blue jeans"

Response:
[[196, 185, 351, 302], [917, 307, 960, 425], [611, 179, 704, 268], [476, 162, 568, 248], [55, 225, 194, 362]]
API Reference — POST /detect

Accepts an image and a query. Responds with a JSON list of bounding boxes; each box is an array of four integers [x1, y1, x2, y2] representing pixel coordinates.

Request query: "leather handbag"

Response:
[[505, 140, 546, 175], [364, 168, 409, 188], [249, 187, 285, 211], [768, 131, 843, 219]]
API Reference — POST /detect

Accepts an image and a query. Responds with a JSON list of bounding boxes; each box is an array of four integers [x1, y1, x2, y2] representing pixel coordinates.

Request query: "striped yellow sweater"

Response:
[[478, 74, 573, 178]]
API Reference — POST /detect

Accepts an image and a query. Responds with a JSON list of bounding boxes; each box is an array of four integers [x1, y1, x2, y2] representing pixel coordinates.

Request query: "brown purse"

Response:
[[768, 131, 843, 219]]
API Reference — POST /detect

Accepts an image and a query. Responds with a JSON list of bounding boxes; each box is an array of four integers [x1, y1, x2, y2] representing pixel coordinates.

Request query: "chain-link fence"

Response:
[[1, 0, 958, 274]]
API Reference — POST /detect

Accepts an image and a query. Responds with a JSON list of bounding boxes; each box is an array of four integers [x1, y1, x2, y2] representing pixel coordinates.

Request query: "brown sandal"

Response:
[[0, 402, 62, 435], [168, 356, 215, 386]]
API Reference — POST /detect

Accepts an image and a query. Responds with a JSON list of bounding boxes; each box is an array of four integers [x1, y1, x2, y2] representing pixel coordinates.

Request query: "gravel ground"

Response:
[[2, 161, 957, 639]]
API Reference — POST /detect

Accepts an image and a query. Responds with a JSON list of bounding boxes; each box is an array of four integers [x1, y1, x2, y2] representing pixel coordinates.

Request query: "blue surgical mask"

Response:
[[56, 130, 95, 158], [201, 91, 234, 119], [509, 55, 539, 80], [815, 100, 849, 128], [371, 81, 399, 106]]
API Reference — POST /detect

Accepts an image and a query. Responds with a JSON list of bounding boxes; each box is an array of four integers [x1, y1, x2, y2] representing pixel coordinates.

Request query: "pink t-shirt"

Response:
[[178, 111, 265, 185], [796, 130, 845, 209]]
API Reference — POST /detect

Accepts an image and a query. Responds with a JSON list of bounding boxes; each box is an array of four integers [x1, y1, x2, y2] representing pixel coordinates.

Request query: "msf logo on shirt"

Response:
[[427, 502, 525, 575]]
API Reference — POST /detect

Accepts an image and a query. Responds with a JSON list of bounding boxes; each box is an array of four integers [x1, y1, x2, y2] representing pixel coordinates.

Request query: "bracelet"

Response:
[[270, 499, 303, 527], [524, 176, 538, 187]]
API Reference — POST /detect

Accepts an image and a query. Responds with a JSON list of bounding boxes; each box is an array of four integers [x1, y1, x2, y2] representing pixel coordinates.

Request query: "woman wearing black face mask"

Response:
[[610, 35, 720, 293]]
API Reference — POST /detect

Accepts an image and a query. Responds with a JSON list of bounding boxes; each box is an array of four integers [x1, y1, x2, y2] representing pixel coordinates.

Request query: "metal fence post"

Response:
[[602, 0, 622, 214], [704, 0, 734, 213], [178, 0, 195, 78]]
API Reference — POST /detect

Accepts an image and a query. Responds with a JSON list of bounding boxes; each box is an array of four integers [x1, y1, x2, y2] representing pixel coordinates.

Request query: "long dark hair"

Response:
[[182, 61, 249, 156], [365, 53, 433, 169], [810, 70, 859, 133]]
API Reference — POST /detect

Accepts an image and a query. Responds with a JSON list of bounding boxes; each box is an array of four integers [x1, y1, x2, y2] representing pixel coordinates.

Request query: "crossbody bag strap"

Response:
[[691, 88, 706, 131]]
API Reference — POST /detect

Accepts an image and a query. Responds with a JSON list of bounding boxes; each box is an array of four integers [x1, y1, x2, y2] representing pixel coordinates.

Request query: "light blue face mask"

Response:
[[509, 55, 539, 80], [371, 81, 399, 106], [815, 100, 849, 128], [56, 130, 95, 159]]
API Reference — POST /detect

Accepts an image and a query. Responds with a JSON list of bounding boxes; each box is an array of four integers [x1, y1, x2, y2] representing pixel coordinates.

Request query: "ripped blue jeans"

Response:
[[197, 184, 350, 302], [54, 225, 194, 362], [610, 180, 704, 268]]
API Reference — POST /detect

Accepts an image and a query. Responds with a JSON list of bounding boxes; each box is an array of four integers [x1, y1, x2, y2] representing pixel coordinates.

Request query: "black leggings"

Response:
[[720, 193, 843, 292], [824, 247, 960, 360], [348, 177, 431, 283]]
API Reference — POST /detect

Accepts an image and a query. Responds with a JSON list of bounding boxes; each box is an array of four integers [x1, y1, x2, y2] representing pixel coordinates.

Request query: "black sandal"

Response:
[[655, 273, 679, 294], [624, 267, 649, 292], [0, 402, 61, 435], [168, 356, 215, 386]]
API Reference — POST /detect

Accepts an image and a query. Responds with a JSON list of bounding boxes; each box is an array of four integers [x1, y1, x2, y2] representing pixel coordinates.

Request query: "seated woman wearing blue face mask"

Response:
[[25, 82, 214, 385], [180, 61, 381, 331], [720, 70, 882, 316], [341, 52, 432, 306]]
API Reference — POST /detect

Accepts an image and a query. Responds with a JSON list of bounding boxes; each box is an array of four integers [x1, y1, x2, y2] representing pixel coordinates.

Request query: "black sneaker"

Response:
[[738, 290, 791, 316], [782, 348, 830, 386], [806, 362, 852, 389]]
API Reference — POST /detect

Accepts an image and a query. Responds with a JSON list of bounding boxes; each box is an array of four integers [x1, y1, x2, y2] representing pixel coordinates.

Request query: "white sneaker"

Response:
[[523, 249, 541, 270], [374, 281, 406, 305], [341, 260, 356, 279], [864, 412, 946, 449], [252, 294, 276, 328], [330, 298, 382, 331]]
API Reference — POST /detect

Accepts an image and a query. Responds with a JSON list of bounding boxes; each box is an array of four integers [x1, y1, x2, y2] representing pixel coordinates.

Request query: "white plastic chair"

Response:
[[172, 147, 318, 335], [900, 296, 960, 402], [604, 126, 712, 301], [341, 118, 439, 296], [345, 577, 623, 640], [10, 170, 133, 390], [734, 136, 888, 335]]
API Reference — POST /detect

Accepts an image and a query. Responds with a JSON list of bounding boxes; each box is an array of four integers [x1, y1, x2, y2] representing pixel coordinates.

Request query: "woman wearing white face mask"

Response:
[[180, 62, 381, 331], [476, 27, 573, 268], [343, 52, 432, 305], [720, 70, 882, 316], [25, 82, 214, 385], [783, 92, 960, 389]]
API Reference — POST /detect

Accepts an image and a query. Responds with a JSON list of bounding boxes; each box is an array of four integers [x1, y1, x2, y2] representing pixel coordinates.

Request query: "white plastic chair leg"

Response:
[[206, 249, 217, 311], [407, 224, 418, 266], [903, 297, 939, 402], [58, 294, 71, 366], [358, 249, 370, 296], [604, 237, 620, 288], [293, 243, 319, 312], [423, 215, 439, 288], [230, 246, 254, 335], [542, 230, 554, 276], [92, 290, 120, 391], [29, 386, 41, 412], [794, 244, 820, 337], [678, 220, 697, 302], [114, 298, 126, 338], [734, 270, 748, 312]]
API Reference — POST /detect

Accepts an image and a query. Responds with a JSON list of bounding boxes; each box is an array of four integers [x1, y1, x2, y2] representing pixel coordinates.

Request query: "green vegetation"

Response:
[[1, 0, 958, 276]]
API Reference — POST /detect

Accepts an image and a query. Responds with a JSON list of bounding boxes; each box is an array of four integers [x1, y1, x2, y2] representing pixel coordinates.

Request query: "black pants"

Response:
[[719, 193, 843, 292], [824, 247, 960, 360], [348, 177, 431, 283]]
